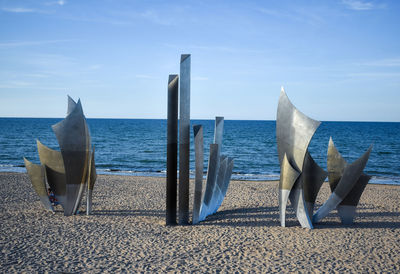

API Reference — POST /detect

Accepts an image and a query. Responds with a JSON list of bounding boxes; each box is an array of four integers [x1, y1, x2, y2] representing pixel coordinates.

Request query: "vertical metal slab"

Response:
[[214, 117, 224, 152], [72, 119, 91, 215], [179, 54, 191, 225], [199, 143, 219, 222], [192, 125, 204, 225], [166, 74, 179, 225], [87, 147, 97, 215]]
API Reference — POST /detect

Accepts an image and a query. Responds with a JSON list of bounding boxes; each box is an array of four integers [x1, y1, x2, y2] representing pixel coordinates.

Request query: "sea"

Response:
[[0, 118, 399, 185]]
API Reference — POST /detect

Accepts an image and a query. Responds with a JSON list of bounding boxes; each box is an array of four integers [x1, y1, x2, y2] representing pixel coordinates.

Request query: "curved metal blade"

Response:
[[313, 145, 372, 223], [37, 140, 66, 208], [24, 158, 54, 212], [276, 88, 321, 171], [327, 138, 372, 224]]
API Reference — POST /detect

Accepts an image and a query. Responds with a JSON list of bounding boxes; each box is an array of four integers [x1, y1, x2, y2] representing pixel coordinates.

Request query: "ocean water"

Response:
[[0, 118, 399, 185]]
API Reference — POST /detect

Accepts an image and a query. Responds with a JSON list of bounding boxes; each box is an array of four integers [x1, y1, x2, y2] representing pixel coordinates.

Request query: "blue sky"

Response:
[[0, 0, 399, 121]]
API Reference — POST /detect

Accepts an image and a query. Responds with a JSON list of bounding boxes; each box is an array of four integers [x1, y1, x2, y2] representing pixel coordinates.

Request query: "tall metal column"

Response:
[[179, 54, 191, 225], [192, 125, 203, 224], [166, 74, 179, 225]]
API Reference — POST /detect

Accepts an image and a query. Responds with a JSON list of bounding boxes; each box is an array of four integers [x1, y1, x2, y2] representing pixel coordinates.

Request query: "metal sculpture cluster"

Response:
[[277, 87, 372, 228], [24, 96, 96, 216], [193, 118, 234, 224], [166, 54, 234, 225]]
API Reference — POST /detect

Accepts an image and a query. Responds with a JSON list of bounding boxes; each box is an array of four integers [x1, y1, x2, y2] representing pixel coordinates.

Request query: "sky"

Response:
[[0, 0, 399, 121]]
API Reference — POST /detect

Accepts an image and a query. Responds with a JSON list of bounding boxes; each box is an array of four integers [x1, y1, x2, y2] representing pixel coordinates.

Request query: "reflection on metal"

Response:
[[23, 158, 54, 212], [23, 96, 96, 216], [179, 54, 191, 225], [166, 74, 179, 225], [313, 138, 372, 223], [313, 137, 372, 224], [302, 151, 328, 218], [197, 117, 234, 223], [192, 125, 204, 225], [276, 87, 320, 229], [216, 157, 234, 210]]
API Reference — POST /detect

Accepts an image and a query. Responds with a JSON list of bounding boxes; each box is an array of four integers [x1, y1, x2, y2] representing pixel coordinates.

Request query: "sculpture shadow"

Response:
[[91, 209, 164, 217], [197, 206, 282, 227], [313, 209, 400, 230]]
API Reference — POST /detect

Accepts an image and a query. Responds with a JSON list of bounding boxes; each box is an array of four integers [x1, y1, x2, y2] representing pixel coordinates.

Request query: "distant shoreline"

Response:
[[2, 171, 399, 186], [1, 117, 400, 123]]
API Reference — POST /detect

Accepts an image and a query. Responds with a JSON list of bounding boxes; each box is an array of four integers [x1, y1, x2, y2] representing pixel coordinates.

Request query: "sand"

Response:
[[0, 172, 399, 272]]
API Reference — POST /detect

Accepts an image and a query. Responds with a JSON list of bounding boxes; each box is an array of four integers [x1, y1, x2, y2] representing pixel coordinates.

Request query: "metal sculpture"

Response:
[[195, 117, 234, 223], [179, 54, 191, 225], [24, 96, 96, 216], [276, 87, 321, 229], [313, 138, 372, 224], [166, 74, 179, 225], [166, 55, 233, 225]]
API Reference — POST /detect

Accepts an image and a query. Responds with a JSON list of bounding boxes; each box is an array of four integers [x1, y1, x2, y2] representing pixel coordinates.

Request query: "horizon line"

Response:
[[0, 116, 399, 123]]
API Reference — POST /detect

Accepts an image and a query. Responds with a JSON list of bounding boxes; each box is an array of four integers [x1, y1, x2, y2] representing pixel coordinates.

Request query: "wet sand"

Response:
[[1, 172, 399, 272]]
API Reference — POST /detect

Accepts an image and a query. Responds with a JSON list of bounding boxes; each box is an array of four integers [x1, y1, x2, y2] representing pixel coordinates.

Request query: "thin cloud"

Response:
[[45, 0, 67, 6], [258, 7, 325, 26], [0, 40, 73, 48], [342, 0, 375, 10], [359, 58, 400, 67], [1, 7, 36, 13], [347, 72, 400, 78]]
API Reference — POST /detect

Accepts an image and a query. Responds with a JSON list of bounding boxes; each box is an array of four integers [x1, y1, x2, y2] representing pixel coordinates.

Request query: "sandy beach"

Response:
[[1, 172, 399, 272]]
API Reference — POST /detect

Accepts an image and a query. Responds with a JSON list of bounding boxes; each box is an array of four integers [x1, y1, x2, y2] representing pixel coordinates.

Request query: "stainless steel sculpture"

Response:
[[52, 99, 91, 216], [166, 74, 179, 225], [313, 138, 372, 224], [24, 96, 96, 216], [276, 87, 321, 229], [196, 117, 234, 223], [179, 54, 191, 225], [166, 55, 233, 225]]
